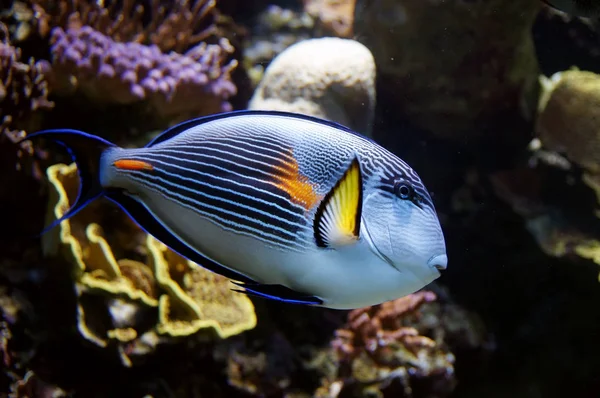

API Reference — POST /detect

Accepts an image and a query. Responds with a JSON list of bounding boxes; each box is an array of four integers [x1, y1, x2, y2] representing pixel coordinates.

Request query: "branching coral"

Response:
[[0, 21, 53, 164], [47, 25, 237, 120], [28, 0, 221, 53], [44, 162, 256, 367], [324, 291, 457, 397]]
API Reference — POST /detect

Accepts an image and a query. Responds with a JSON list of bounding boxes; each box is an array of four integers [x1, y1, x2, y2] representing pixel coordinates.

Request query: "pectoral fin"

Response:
[[313, 157, 363, 248]]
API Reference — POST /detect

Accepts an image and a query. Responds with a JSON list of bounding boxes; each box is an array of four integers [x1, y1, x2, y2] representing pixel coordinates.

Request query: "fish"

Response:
[[21, 110, 448, 310], [542, 0, 600, 18]]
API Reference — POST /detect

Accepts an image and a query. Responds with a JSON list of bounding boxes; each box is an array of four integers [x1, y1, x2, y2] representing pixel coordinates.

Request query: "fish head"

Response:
[[361, 172, 447, 285]]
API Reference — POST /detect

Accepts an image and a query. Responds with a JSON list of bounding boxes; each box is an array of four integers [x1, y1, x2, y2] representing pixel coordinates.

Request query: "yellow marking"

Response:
[[322, 159, 361, 245], [113, 159, 154, 171], [269, 151, 321, 211]]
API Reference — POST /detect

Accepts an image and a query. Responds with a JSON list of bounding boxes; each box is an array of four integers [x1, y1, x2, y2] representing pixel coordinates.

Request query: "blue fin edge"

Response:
[[145, 110, 377, 147], [231, 281, 323, 305], [18, 129, 116, 237]]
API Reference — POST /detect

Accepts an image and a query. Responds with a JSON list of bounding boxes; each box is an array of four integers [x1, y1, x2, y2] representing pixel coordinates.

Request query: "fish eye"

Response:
[[394, 181, 413, 200]]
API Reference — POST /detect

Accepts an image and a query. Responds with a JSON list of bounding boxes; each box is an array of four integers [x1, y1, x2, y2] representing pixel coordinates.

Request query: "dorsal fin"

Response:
[[145, 110, 377, 147]]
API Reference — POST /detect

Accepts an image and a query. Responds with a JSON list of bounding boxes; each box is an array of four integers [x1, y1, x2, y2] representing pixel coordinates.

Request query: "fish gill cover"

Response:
[[0, 0, 599, 397]]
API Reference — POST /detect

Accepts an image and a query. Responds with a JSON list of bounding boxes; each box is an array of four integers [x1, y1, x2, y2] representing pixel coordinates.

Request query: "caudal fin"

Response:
[[19, 129, 116, 235]]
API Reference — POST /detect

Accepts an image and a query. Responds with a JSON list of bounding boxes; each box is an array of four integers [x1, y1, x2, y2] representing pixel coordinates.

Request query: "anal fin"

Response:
[[232, 281, 323, 305]]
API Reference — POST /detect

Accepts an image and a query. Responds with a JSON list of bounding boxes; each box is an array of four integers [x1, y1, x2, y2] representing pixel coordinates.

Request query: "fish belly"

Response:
[[142, 191, 431, 309]]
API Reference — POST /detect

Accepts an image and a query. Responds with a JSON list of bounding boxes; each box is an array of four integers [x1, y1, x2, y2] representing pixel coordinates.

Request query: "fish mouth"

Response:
[[428, 254, 448, 273]]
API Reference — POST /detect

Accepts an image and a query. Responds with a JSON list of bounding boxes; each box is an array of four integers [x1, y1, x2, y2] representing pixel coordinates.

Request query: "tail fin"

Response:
[[19, 129, 116, 235]]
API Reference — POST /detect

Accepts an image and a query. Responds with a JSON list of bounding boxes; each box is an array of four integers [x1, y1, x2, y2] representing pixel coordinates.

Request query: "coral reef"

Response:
[[303, 0, 356, 38], [26, 0, 221, 53], [43, 162, 256, 366], [0, 21, 53, 164], [320, 291, 457, 397], [242, 5, 315, 87], [536, 69, 600, 175], [249, 36, 376, 135], [353, 0, 541, 139], [487, 68, 600, 278], [46, 25, 237, 121], [2, 1, 600, 397]]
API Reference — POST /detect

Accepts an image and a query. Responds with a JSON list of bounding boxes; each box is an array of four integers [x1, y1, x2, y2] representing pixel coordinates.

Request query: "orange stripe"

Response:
[[269, 151, 321, 211], [113, 159, 154, 171]]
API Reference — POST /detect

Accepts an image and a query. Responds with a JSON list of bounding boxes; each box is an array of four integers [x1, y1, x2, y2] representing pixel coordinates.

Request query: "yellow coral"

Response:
[[43, 162, 257, 363], [44, 163, 158, 307], [147, 236, 257, 339], [573, 240, 600, 282], [537, 69, 600, 174]]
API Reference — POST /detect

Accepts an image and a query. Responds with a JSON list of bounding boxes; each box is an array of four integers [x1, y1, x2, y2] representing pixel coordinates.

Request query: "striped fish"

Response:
[[23, 110, 447, 310]]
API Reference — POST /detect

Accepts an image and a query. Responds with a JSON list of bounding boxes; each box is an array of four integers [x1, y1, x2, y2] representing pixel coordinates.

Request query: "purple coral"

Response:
[[48, 25, 237, 119]]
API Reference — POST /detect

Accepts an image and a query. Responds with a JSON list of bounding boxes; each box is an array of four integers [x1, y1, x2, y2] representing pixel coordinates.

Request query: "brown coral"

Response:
[[303, 0, 356, 38], [536, 69, 600, 174], [0, 21, 53, 164], [29, 0, 222, 53], [327, 291, 457, 397]]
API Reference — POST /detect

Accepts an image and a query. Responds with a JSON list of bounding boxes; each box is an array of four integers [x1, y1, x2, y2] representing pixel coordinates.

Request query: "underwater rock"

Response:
[[27, 0, 221, 53], [303, 0, 356, 38], [43, 163, 256, 367], [249, 36, 376, 136], [47, 25, 237, 121], [221, 332, 297, 396], [353, 0, 541, 138]]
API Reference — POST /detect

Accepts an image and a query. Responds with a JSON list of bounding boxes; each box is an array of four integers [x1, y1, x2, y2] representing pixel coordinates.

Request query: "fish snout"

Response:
[[428, 254, 448, 272]]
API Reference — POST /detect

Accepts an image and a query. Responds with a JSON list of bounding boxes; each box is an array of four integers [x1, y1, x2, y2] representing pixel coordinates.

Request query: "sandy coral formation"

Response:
[[536, 69, 600, 174], [27, 0, 221, 53], [314, 291, 458, 397], [0, 21, 53, 164], [534, 69, 600, 213], [353, 0, 541, 138], [249, 36, 376, 136], [303, 0, 356, 38], [43, 162, 256, 367], [47, 25, 237, 121]]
